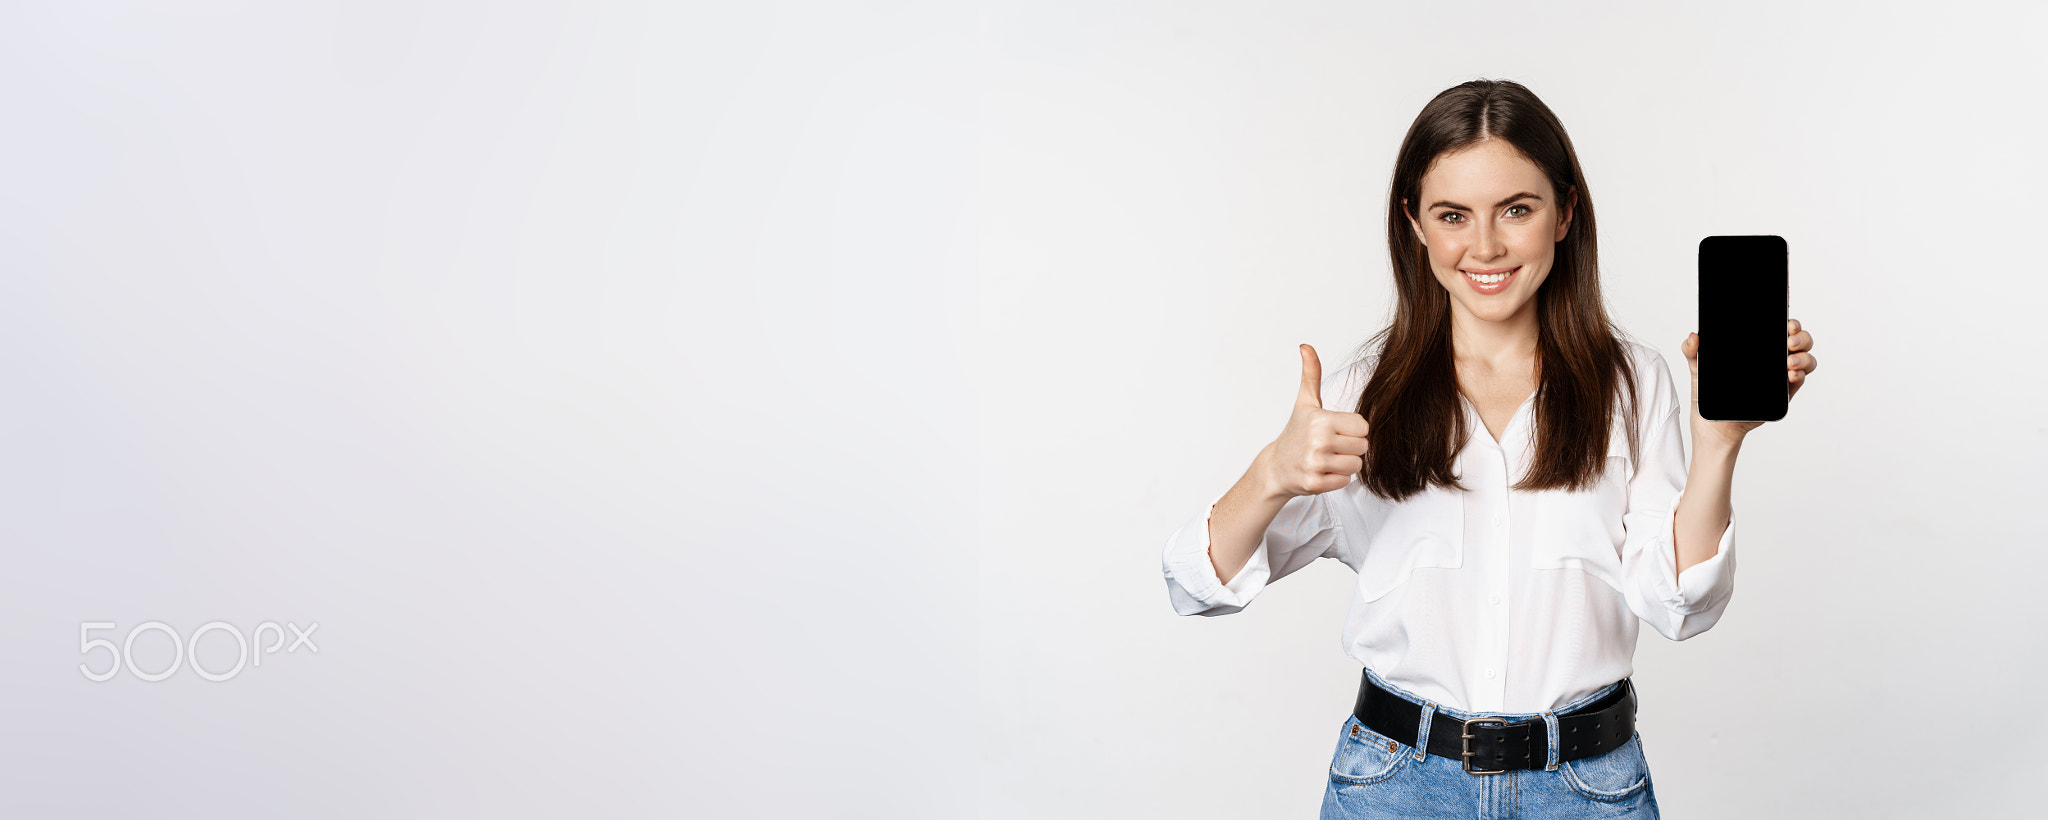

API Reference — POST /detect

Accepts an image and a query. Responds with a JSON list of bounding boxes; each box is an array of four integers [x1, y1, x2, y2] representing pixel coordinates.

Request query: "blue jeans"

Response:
[[1322, 669, 1660, 819]]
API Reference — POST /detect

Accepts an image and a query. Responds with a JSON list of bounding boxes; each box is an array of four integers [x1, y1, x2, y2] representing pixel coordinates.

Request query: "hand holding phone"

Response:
[[1687, 236, 1818, 442], [1696, 235, 1790, 423]]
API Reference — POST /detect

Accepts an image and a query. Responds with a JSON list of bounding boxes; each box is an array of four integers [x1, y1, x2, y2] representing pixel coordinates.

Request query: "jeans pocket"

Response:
[[1559, 730, 1650, 801], [1328, 716, 1410, 786]]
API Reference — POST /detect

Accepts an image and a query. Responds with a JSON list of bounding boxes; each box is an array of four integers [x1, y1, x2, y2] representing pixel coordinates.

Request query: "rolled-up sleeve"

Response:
[[1162, 489, 1343, 617], [1619, 400, 1738, 641]]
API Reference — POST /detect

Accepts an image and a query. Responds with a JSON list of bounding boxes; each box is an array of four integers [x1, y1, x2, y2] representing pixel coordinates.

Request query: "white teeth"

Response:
[[1464, 268, 1514, 285]]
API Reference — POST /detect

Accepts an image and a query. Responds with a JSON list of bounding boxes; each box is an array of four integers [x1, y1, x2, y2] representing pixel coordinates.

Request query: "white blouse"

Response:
[[1161, 341, 1737, 715]]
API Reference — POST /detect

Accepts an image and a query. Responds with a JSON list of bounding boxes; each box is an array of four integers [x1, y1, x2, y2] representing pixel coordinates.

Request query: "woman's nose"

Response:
[[1473, 222, 1502, 259]]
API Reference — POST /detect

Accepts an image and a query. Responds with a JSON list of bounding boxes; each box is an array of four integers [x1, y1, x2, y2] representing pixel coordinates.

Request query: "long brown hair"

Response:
[[1351, 79, 1640, 501]]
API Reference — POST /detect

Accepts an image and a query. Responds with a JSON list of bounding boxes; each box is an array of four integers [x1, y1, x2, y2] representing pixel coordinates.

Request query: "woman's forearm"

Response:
[[1672, 435, 1741, 577], [1207, 443, 1293, 586]]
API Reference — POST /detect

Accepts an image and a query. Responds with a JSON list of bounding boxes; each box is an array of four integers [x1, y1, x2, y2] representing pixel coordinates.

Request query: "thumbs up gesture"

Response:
[[1260, 344, 1372, 498]]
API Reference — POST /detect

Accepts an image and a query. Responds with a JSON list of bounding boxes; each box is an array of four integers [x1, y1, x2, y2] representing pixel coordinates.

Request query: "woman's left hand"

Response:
[[1683, 318, 1817, 449]]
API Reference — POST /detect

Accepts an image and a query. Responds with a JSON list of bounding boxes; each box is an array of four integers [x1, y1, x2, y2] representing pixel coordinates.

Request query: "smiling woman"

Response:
[[1162, 77, 1821, 820], [1370, 84, 1635, 499]]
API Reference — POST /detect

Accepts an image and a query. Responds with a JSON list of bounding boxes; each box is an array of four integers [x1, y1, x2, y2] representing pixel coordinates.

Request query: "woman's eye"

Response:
[[1438, 207, 1528, 224]]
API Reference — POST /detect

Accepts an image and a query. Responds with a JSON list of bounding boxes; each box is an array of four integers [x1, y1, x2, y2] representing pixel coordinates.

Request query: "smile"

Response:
[[1461, 266, 1519, 294]]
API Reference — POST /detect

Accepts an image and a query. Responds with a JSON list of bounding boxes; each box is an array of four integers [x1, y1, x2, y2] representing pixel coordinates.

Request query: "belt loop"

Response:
[[1540, 710, 1561, 771], [1414, 701, 1435, 762]]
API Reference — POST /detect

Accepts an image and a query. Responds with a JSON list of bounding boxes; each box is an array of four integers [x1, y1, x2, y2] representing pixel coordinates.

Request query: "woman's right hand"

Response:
[[1260, 344, 1371, 498]]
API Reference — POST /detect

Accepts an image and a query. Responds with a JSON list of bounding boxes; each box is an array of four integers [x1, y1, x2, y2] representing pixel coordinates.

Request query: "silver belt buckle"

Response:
[[1460, 716, 1509, 775]]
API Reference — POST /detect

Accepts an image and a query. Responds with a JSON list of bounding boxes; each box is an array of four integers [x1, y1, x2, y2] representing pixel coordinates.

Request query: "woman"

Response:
[[1159, 79, 1818, 819]]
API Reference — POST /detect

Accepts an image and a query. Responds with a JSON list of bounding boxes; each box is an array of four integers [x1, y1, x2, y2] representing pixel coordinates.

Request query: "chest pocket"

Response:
[[1528, 424, 1634, 594], [1335, 481, 1465, 603]]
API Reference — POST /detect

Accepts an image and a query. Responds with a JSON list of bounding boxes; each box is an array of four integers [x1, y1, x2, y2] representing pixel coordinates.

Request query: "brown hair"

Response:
[[1350, 78, 1640, 501]]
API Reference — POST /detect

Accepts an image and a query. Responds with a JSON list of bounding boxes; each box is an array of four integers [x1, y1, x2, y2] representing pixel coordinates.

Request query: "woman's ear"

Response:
[[1402, 198, 1426, 246], [1554, 186, 1576, 243]]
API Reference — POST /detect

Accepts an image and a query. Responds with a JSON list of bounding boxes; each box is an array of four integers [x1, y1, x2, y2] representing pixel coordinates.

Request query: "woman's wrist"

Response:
[[1688, 426, 1744, 468], [1248, 441, 1293, 503], [1688, 417, 1748, 458]]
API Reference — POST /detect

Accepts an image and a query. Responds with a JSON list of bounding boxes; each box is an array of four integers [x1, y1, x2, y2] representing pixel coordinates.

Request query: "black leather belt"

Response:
[[1352, 669, 1637, 774]]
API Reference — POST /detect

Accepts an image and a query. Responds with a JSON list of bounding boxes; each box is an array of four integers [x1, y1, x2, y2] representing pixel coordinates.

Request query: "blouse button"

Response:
[[1490, 515, 1502, 528], [1485, 668, 1497, 679]]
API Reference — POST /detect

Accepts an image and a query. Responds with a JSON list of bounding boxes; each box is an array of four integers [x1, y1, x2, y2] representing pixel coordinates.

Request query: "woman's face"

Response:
[[1404, 138, 1575, 329]]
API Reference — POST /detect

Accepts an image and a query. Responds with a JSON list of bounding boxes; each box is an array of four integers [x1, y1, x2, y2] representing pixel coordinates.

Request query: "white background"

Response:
[[0, 2, 2040, 818]]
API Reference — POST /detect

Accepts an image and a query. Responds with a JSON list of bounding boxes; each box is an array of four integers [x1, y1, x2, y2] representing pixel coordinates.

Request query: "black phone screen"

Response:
[[1697, 235, 1787, 422]]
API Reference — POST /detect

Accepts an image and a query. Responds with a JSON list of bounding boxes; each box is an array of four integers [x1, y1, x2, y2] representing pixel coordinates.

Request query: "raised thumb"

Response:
[[1298, 344, 1323, 408]]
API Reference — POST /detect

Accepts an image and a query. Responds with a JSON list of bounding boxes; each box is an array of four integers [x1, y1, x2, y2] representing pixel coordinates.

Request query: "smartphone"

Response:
[[1697, 235, 1788, 422]]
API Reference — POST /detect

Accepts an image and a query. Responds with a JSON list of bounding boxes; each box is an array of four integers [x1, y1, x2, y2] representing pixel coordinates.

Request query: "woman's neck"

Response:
[[1449, 305, 1539, 374]]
